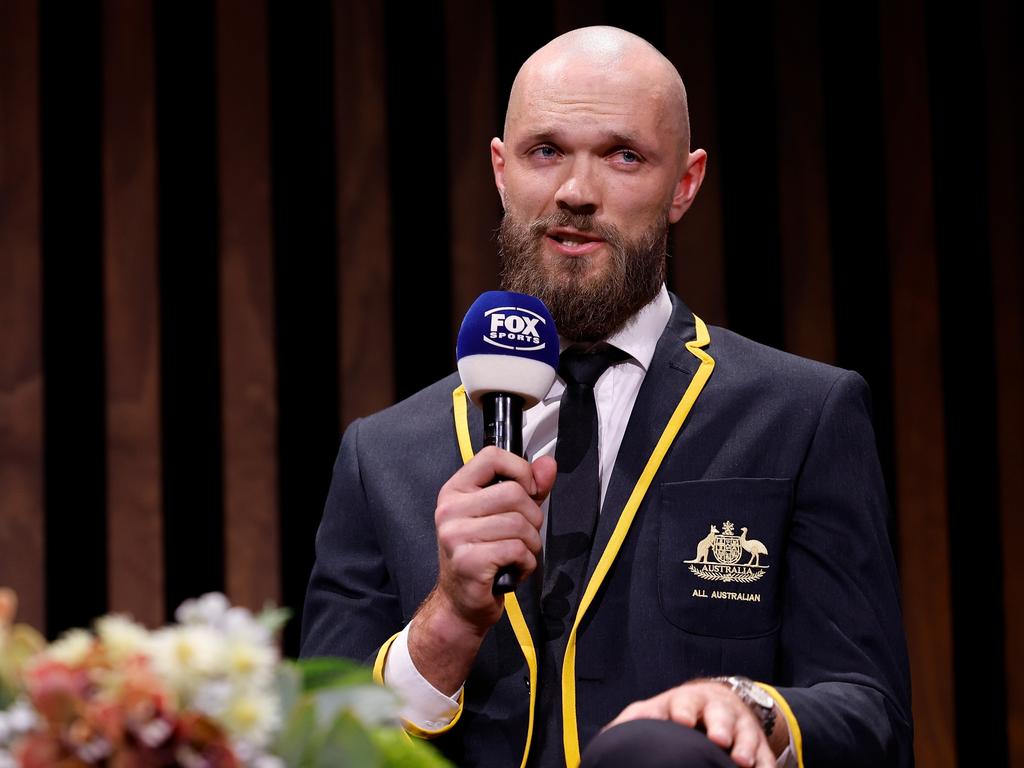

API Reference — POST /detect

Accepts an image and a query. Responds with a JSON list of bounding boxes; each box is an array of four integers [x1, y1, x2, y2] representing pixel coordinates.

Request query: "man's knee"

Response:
[[580, 719, 736, 768]]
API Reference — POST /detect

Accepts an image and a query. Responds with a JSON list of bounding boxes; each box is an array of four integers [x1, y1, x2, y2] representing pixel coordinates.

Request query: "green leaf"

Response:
[[295, 657, 374, 692], [275, 661, 303, 721], [315, 711, 382, 768], [258, 605, 292, 634], [371, 728, 455, 768], [273, 697, 319, 767]]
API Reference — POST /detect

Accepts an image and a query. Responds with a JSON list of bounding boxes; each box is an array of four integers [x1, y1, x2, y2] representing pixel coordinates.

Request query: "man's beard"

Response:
[[497, 209, 668, 342]]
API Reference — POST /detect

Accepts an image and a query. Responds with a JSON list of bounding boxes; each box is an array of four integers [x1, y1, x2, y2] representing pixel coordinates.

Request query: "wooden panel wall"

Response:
[[102, 0, 163, 628], [879, 1, 954, 764], [665, 0, 726, 327], [216, 0, 279, 612], [0, 0, 44, 632], [0, 2, 1021, 763], [335, 0, 394, 425], [445, 0, 500, 334]]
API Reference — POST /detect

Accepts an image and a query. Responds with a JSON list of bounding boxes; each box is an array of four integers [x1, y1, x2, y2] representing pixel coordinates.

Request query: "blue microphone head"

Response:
[[456, 291, 560, 408]]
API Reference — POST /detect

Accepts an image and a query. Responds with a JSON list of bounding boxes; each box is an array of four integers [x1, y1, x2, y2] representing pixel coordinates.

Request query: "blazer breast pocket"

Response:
[[657, 477, 791, 638]]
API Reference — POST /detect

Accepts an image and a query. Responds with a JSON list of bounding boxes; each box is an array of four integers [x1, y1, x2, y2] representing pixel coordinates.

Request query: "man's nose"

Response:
[[554, 160, 599, 216]]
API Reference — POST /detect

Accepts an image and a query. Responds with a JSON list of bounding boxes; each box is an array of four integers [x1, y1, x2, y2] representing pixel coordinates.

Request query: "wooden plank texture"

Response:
[[217, 0, 280, 610], [772, 0, 835, 363], [664, 0, 725, 325], [445, 0, 501, 330], [102, 0, 164, 627], [334, 0, 395, 426], [0, 0, 45, 633], [879, 1, 955, 765]]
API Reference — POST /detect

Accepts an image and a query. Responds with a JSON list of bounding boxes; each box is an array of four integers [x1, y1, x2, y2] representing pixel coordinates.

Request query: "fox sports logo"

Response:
[[483, 306, 547, 352]]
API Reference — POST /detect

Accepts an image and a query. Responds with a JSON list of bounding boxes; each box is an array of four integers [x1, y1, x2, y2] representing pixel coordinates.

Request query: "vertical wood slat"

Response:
[[879, 1, 955, 765], [664, 0, 725, 325], [0, 0, 45, 633], [217, 0, 279, 610], [102, 0, 163, 628], [334, 0, 394, 427], [984, 1, 1024, 763], [445, 0, 500, 332], [772, 0, 835, 364]]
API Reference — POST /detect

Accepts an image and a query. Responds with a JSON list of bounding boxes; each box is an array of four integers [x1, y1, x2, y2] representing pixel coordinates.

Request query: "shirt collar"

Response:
[[557, 282, 672, 373]]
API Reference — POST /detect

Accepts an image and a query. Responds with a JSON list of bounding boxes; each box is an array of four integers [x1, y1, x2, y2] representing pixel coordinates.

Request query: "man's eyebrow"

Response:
[[515, 129, 560, 148], [515, 128, 648, 150], [604, 130, 645, 148]]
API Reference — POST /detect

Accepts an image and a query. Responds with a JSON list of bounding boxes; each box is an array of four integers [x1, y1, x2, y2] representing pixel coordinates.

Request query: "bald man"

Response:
[[302, 27, 912, 768]]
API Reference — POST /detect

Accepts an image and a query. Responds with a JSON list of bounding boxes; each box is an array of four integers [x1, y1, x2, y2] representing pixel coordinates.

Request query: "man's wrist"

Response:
[[408, 589, 487, 696], [710, 676, 777, 738]]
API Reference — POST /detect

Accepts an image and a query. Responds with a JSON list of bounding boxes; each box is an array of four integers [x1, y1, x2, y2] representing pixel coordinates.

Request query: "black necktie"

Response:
[[541, 343, 627, 642]]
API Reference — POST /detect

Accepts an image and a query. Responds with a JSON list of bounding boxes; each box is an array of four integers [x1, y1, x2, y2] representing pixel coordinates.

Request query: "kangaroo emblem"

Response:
[[686, 525, 719, 564]]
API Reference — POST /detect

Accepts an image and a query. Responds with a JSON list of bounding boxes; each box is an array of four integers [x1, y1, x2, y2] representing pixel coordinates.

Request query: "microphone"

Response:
[[456, 291, 559, 594]]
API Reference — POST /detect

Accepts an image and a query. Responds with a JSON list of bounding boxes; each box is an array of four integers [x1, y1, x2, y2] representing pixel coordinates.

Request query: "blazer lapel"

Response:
[[587, 295, 700, 583]]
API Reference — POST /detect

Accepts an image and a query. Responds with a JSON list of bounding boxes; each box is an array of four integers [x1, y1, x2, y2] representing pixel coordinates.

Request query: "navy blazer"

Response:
[[301, 294, 913, 767]]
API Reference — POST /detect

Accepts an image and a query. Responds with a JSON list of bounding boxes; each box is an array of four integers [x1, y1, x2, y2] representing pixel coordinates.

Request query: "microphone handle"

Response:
[[481, 393, 525, 594]]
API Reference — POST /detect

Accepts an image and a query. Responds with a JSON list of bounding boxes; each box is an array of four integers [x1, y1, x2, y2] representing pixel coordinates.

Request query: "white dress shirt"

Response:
[[382, 285, 795, 765]]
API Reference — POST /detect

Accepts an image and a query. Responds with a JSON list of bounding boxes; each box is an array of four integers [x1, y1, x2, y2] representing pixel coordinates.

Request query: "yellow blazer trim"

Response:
[[453, 384, 474, 463], [502, 593, 539, 768], [756, 683, 804, 768], [561, 315, 716, 767], [372, 629, 466, 739], [452, 384, 538, 768], [372, 631, 401, 684]]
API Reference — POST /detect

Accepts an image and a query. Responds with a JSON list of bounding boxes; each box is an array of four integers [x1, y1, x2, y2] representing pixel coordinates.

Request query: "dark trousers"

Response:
[[580, 720, 736, 768]]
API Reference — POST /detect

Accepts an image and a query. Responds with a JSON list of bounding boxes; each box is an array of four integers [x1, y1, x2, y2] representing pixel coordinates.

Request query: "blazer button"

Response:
[[524, 676, 531, 691]]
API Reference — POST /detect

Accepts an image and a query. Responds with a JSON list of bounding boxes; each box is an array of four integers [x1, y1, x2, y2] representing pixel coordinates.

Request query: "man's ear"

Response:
[[491, 137, 507, 209], [668, 149, 707, 224]]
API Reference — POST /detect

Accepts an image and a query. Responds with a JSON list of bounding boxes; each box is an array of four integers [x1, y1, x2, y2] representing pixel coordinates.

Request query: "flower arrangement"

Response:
[[0, 590, 450, 767]]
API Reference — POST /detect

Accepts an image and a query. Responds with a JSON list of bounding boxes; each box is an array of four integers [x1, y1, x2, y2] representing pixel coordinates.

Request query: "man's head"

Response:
[[492, 26, 706, 342]]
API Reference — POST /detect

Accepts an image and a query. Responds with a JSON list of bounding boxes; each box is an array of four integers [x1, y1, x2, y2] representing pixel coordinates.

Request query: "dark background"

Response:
[[1, 1, 1021, 765]]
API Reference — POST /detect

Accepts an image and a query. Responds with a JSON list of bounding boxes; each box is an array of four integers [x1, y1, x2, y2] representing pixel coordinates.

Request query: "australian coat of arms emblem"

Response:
[[685, 521, 769, 583]]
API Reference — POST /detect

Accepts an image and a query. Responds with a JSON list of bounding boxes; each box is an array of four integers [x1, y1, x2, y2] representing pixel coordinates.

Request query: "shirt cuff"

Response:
[[775, 744, 797, 768], [383, 624, 464, 733], [756, 682, 803, 768]]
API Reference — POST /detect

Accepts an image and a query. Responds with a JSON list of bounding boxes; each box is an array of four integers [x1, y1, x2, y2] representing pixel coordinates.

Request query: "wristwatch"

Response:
[[712, 675, 777, 736]]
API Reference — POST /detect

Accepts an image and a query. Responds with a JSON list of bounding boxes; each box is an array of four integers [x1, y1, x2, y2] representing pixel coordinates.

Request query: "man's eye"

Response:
[[619, 150, 641, 164], [533, 146, 557, 159]]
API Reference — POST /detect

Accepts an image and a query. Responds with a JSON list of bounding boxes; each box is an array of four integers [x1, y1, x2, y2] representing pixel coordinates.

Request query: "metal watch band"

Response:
[[711, 675, 777, 737]]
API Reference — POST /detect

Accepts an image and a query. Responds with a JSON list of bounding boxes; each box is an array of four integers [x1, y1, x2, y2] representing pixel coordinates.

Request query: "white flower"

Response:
[[149, 625, 224, 696], [6, 701, 37, 733], [96, 614, 150, 662], [191, 679, 233, 717], [221, 607, 271, 645], [220, 688, 280, 748], [175, 592, 230, 627], [0, 700, 39, 745], [223, 637, 276, 684], [46, 628, 93, 666]]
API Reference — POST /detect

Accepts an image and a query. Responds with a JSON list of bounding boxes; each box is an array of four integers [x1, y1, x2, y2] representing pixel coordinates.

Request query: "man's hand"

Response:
[[607, 680, 787, 768], [408, 447, 557, 695]]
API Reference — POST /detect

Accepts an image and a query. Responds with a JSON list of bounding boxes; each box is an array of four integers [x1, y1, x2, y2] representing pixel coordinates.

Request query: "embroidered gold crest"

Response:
[[685, 521, 769, 583]]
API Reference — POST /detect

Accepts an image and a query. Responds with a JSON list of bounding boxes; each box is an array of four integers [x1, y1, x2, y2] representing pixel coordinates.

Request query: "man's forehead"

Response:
[[503, 28, 689, 151], [510, 64, 672, 128]]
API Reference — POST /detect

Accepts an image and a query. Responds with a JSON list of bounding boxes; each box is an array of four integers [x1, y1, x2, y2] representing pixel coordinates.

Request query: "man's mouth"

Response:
[[546, 229, 604, 254]]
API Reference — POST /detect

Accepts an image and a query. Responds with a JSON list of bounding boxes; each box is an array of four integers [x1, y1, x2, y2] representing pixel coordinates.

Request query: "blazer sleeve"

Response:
[[772, 371, 913, 767], [299, 418, 403, 663]]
